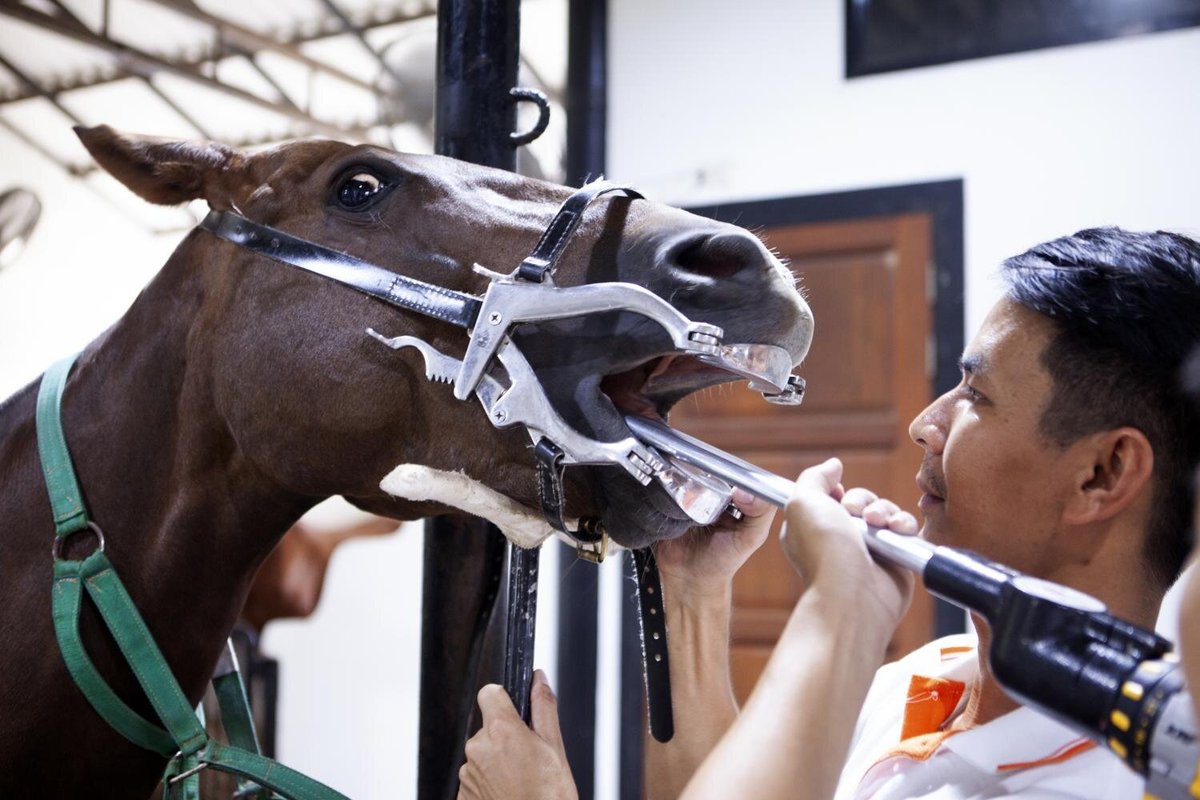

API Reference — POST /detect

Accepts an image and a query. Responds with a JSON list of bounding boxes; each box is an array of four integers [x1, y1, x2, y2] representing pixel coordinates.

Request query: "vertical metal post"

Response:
[[436, 0, 521, 170], [557, 3, 609, 798], [435, 0, 538, 725], [566, 0, 608, 186], [422, 1, 527, 797], [436, 0, 540, 724]]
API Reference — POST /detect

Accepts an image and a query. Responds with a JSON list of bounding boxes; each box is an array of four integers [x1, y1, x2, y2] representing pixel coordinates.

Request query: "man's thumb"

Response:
[[531, 670, 565, 751]]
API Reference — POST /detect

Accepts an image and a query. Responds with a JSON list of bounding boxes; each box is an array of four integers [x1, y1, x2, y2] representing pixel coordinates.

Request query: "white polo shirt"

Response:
[[832, 634, 1144, 800]]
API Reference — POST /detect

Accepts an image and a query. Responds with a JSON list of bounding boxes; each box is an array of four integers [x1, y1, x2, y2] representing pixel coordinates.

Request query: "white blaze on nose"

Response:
[[379, 464, 564, 548]]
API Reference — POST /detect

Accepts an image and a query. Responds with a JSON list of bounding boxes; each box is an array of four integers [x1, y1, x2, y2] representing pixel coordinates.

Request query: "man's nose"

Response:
[[908, 395, 948, 453]]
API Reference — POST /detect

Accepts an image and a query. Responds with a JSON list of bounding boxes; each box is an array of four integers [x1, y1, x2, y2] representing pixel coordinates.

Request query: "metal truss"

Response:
[[0, 0, 435, 229]]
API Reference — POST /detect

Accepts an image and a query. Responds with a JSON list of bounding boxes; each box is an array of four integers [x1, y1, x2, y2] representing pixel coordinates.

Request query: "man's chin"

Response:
[[918, 520, 950, 547]]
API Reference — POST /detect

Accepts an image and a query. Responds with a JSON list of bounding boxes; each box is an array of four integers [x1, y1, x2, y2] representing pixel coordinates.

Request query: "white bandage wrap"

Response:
[[378, 464, 570, 549]]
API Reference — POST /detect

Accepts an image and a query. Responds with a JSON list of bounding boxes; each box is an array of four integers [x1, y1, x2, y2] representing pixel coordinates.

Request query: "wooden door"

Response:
[[671, 213, 935, 703]]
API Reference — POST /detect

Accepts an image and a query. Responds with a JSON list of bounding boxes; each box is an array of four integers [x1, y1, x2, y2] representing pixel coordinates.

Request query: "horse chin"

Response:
[[587, 466, 694, 549]]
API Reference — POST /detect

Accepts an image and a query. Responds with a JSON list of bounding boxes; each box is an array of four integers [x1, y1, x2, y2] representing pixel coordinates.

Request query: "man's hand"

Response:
[[458, 671, 578, 800], [781, 458, 915, 629], [654, 489, 776, 599]]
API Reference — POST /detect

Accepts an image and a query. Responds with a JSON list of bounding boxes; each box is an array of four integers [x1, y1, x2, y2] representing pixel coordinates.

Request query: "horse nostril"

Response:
[[671, 232, 766, 280]]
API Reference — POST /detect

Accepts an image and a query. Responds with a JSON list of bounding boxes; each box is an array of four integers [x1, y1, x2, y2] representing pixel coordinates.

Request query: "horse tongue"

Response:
[[599, 359, 666, 421]]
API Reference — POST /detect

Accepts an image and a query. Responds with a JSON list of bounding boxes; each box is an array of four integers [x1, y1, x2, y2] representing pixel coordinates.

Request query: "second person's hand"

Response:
[[654, 488, 776, 600]]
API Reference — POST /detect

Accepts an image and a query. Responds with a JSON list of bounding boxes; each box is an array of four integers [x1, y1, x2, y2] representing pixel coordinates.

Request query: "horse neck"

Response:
[[3, 230, 312, 697]]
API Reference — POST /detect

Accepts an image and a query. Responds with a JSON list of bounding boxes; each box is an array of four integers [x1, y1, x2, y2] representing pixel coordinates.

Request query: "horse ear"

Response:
[[74, 125, 241, 207]]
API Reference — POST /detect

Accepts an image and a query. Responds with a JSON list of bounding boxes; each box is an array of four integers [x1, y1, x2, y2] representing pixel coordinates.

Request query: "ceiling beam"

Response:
[[145, 0, 380, 94], [314, 0, 403, 86], [0, 0, 378, 140], [0, 3, 435, 107]]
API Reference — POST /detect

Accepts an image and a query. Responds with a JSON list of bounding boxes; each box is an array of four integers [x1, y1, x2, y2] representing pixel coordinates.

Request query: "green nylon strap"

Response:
[[51, 557, 177, 755], [37, 352, 348, 800], [200, 741, 349, 800], [77, 551, 210, 755], [36, 354, 89, 536], [213, 669, 263, 755]]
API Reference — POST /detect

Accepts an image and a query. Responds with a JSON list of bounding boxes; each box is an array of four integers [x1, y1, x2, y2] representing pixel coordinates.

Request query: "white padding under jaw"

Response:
[[379, 464, 569, 549]]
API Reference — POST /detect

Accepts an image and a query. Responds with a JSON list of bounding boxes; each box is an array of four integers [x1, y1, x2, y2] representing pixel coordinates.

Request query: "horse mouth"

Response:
[[599, 354, 736, 423], [588, 354, 751, 547]]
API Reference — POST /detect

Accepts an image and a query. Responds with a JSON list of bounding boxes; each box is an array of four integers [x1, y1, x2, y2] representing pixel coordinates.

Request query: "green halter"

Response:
[[37, 353, 348, 800]]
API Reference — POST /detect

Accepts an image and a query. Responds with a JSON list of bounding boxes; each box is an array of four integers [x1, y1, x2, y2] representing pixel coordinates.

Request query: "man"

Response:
[[457, 228, 1200, 799]]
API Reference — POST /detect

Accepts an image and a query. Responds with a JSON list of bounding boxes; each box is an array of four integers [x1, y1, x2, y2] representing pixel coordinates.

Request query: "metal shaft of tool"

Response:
[[624, 416, 935, 574]]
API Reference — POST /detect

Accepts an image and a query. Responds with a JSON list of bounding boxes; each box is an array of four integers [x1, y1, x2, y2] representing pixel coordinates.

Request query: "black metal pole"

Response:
[[557, 2, 609, 798], [566, 0, 607, 186], [435, 0, 544, 732], [422, 1, 526, 798], [436, 0, 521, 170]]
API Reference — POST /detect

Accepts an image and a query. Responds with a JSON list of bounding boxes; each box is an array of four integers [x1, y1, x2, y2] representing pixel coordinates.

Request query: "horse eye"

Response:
[[337, 172, 385, 209]]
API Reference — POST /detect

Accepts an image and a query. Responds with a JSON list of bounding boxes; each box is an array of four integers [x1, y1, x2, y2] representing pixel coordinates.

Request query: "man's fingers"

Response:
[[731, 487, 773, 519], [530, 670, 565, 751], [794, 457, 844, 497], [841, 487, 879, 516], [861, 499, 918, 534]]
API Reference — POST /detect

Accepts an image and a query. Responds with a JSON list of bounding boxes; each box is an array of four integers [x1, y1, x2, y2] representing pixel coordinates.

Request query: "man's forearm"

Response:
[[644, 583, 739, 800], [678, 584, 893, 800]]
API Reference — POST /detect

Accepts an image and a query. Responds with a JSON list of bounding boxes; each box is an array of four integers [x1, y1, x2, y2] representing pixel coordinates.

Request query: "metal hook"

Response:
[[509, 87, 550, 146]]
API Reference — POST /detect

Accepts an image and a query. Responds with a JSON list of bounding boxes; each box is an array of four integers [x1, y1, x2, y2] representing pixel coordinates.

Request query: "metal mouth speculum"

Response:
[[369, 274, 806, 527]]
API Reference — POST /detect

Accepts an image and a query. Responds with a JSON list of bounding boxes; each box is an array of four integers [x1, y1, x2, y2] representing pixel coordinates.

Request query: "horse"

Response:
[[0, 124, 813, 798]]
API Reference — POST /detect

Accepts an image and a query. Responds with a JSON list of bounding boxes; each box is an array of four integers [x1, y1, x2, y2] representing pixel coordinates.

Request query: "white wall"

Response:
[[608, 0, 1200, 334]]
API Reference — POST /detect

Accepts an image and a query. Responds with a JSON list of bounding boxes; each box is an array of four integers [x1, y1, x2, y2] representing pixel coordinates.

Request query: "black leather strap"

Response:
[[631, 547, 674, 743], [517, 181, 644, 283], [200, 211, 482, 329], [503, 545, 540, 724], [532, 437, 604, 545], [534, 438, 573, 535]]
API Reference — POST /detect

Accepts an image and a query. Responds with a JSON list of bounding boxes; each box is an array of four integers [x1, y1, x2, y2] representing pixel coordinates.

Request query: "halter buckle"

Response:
[[575, 525, 609, 564]]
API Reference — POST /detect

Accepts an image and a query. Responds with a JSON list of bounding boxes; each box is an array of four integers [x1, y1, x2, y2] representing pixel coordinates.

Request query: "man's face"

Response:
[[907, 298, 1078, 576]]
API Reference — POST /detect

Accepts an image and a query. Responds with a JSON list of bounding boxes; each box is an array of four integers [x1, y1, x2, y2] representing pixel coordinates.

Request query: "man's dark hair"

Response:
[[1002, 228, 1200, 587]]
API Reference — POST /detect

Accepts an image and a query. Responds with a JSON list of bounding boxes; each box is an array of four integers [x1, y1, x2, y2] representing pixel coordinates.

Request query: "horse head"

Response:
[[78, 125, 812, 549]]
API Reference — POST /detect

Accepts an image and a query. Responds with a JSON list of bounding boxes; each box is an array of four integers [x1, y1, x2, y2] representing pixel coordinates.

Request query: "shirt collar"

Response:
[[940, 702, 1097, 773]]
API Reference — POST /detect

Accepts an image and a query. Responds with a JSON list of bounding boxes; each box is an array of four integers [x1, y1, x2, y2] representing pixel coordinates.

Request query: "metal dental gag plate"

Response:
[[369, 265, 806, 528]]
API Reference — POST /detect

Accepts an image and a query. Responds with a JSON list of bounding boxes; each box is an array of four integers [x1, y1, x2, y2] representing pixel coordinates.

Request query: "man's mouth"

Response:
[[916, 467, 946, 510]]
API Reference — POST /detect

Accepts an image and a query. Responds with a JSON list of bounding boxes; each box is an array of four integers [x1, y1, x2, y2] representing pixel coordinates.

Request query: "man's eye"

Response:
[[337, 172, 385, 209], [963, 384, 982, 402]]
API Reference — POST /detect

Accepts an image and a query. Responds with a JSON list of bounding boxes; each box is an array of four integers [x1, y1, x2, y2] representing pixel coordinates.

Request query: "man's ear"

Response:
[[74, 124, 242, 207], [1062, 428, 1155, 526]]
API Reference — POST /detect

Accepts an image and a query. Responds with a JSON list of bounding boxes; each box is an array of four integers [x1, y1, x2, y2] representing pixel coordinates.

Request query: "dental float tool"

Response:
[[626, 414, 1200, 800]]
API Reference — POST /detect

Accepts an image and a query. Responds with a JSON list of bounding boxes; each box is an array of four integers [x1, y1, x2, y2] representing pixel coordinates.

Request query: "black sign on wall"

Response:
[[846, 0, 1200, 77]]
